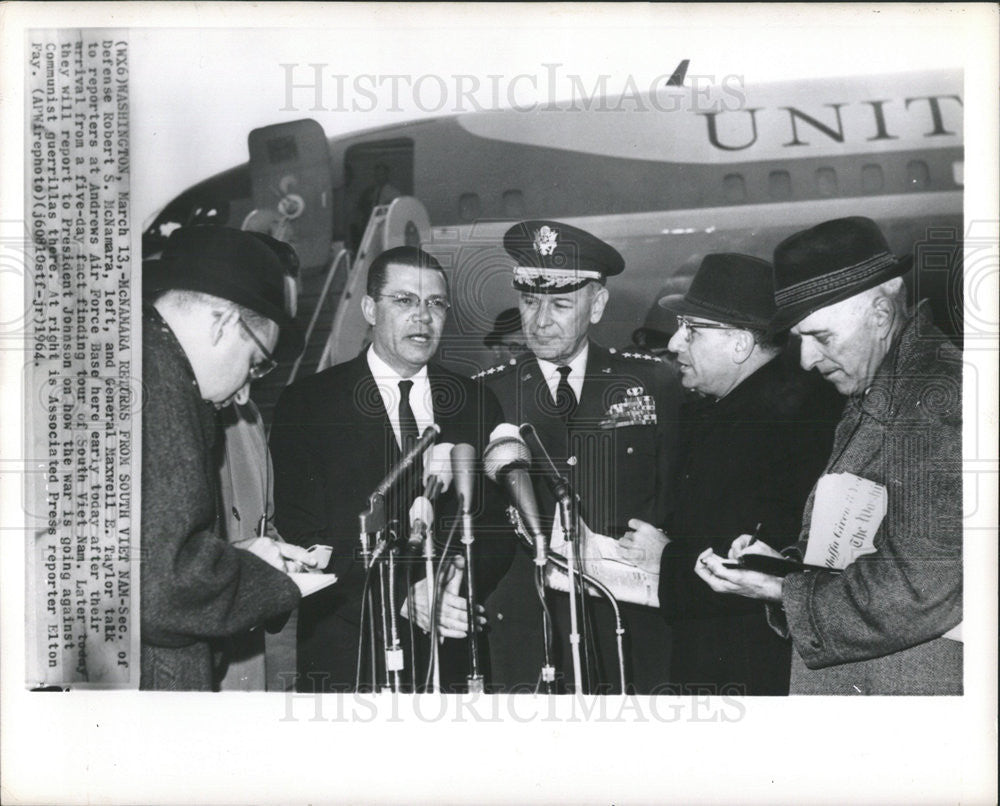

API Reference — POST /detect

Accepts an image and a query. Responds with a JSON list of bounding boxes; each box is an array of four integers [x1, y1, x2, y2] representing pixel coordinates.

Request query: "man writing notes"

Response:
[[619, 254, 840, 695], [697, 217, 963, 695], [141, 227, 311, 691], [270, 246, 503, 692], [478, 220, 682, 693]]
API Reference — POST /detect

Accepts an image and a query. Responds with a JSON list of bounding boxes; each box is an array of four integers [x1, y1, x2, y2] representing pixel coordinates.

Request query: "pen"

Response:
[[747, 522, 762, 546]]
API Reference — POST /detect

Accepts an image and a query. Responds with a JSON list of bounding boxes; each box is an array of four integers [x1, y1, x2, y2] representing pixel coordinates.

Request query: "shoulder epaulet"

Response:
[[471, 357, 519, 381], [619, 350, 663, 363]]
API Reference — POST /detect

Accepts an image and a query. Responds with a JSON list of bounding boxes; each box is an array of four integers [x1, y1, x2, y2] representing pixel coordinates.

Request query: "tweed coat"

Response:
[[140, 308, 300, 691], [770, 303, 963, 694]]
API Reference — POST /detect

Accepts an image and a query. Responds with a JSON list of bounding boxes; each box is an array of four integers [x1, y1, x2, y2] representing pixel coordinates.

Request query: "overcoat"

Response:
[[140, 308, 300, 691], [659, 356, 841, 695], [771, 303, 963, 694]]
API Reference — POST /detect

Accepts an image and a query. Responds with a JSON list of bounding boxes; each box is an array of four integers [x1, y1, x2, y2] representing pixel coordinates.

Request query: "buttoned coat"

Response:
[[771, 304, 963, 694], [269, 353, 504, 691]]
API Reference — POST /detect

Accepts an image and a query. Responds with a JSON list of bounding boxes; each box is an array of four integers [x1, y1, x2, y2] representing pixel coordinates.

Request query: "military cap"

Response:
[[504, 219, 624, 294]]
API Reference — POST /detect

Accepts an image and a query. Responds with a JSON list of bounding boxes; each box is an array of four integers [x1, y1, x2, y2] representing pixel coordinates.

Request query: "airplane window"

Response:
[[723, 173, 746, 203], [768, 171, 791, 200], [502, 190, 525, 218], [907, 160, 930, 189], [862, 164, 884, 193], [459, 193, 481, 222], [952, 161, 964, 186], [815, 167, 838, 196]]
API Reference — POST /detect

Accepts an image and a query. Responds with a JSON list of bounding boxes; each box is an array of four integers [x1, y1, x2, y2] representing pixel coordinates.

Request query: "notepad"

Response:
[[288, 572, 338, 597]]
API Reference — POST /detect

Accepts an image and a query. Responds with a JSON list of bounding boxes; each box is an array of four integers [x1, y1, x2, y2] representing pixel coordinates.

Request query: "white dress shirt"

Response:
[[535, 341, 589, 404], [366, 346, 435, 449]]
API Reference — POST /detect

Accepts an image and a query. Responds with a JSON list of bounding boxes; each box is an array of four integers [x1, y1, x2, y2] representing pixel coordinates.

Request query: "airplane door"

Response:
[[319, 196, 431, 370], [246, 119, 333, 269]]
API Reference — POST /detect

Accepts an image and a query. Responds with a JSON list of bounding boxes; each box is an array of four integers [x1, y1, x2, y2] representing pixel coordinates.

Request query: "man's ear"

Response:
[[870, 293, 897, 338], [211, 305, 241, 347], [589, 285, 610, 325], [361, 295, 377, 327], [731, 329, 755, 364]]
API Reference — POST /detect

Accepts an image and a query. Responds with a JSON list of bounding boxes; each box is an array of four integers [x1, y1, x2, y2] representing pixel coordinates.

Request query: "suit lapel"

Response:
[[348, 353, 401, 468]]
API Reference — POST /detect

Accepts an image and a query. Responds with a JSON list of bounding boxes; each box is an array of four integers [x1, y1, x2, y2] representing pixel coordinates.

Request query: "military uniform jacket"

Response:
[[477, 342, 682, 538]]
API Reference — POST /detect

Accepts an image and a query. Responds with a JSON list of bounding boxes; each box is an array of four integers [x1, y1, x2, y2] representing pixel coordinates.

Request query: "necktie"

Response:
[[554, 365, 577, 419], [398, 379, 422, 493]]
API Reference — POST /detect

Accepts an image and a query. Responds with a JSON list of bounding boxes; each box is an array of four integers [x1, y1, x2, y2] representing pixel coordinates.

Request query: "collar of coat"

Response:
[[851, 301, 951, 424]]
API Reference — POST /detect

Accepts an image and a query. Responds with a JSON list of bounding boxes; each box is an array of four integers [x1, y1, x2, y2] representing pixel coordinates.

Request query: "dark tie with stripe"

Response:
[[555, 365, 577, 419]]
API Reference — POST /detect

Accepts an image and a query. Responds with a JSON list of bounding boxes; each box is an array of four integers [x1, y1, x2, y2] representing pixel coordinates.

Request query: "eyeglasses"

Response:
[[675, 315, 737, 344], [376, 293, 451, 315], [237, 317, 278, 380]]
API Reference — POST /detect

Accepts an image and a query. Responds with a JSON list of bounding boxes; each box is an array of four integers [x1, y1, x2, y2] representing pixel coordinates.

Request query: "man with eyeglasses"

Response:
[[475, 220, 683, 694], [140, 226, 310, 690], [270, 246, 505, 691], [697, 218, 963, 695], [620, 253, 840, 695]]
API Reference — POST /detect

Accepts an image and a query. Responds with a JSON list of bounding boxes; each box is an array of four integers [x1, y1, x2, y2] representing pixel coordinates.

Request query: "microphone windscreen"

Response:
[[408, 495, 434, 530], [489, 422, 521, 443], [482, 435, 532, 482], [423, 442, 455, 491], [450, 443, 476, 511]]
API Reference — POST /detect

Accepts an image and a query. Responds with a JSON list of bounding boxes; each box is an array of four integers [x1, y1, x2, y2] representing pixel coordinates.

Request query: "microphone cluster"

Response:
[[365, 421, 552, 566]]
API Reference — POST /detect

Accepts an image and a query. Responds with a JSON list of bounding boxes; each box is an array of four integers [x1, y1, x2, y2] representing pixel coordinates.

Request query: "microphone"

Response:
[[371, 424, 440, 499], [450, 443, 476, 515], [407, 495, 434, 553], [450, 442, 483, 687], [483, 425, 547, 566], [423, 442, 454, 500], [518, 422, 572, 507]]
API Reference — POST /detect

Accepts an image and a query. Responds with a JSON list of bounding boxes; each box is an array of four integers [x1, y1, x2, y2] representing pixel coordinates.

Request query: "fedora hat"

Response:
[[144, 226, 304, 360], [770, 216, 912, 332], [658, 253, 776, 329]]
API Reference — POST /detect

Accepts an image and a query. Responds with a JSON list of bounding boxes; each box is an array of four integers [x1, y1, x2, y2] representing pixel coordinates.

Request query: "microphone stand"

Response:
[[557, 488, 584, 694], [520, 424, 583, 694], [384, 544, 404, 691], [359, 495, 385, 691], [422, 524, 440, 693], [506, 506, 626, 693], [459, 492, 484, 693], [359, 426, 440, 692]]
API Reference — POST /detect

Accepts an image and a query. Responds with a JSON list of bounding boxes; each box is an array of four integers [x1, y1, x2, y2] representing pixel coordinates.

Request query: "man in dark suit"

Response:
[[270, 246, 504, 692], [620, 253, 841, 695], [477, 221, 683, 693]]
